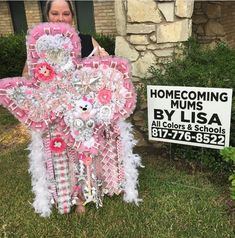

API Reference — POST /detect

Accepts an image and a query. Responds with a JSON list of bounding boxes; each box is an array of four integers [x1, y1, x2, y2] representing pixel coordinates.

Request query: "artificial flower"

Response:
[[50, 136, 66, 154], [97, 88, 112, 104], [34, 62, 55, 82], [72, 185, 81, 193], [78, 153, 92, 166]]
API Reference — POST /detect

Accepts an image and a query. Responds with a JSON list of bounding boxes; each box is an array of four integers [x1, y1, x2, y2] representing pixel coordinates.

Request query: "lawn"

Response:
[[0, 107, 234, 238]]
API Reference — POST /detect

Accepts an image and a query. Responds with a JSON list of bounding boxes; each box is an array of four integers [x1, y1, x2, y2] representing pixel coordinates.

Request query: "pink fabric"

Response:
[[0, 22, 136, 214]]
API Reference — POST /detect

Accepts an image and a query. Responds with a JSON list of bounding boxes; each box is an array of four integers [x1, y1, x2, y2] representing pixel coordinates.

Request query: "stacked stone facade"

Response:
[[115, 0, 194, 81], [220, 1, 235, 48], [114, 0, 194, 146], [192, 1, 235, 48], [114, 0, 235, 146]]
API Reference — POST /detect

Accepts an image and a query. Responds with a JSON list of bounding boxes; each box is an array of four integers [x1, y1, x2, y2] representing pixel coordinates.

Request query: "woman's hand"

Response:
[[22, 63, 30, 79], [92, 38, 109, 57], [97, 46, 109, 57]]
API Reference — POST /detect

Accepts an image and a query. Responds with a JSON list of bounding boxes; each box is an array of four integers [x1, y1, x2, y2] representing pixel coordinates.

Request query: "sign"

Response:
[[147, 85, 233, 149]]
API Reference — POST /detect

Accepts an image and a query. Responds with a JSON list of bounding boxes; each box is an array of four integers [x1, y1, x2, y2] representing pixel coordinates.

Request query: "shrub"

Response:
[[0, 33, 115, 80], [0, 34, 26, 78], [93, 33, 115, 55], [140, 38, 235, 172], [221, 147, 235, 199]]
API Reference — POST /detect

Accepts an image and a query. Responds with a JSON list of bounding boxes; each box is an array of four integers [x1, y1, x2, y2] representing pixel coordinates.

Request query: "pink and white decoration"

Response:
[[0, 23, 141, 217]]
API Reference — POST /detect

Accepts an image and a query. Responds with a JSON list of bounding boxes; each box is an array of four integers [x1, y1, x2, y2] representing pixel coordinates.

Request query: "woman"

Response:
[[22, 0, 108, 77], [22, 0, 109, 214], [7, 0, 140, 218]]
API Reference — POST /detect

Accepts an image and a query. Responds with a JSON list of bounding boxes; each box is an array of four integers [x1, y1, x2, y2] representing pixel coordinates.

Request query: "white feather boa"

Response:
[[119, 121, 143, 205], [27, 122, 142, 217], [28, 130, 52, 217]]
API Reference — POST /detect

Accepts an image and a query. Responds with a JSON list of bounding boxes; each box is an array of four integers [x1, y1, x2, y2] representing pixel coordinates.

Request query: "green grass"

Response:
[[0, 112, 234, 237], [0, 106, 18, 128]]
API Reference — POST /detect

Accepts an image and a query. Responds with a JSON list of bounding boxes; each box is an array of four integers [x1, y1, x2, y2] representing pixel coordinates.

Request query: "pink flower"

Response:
[[34, 63, 55, 82], [39, 52, 46, 58], [78, 153, 92, 166], [63, 43, 69, 49], [25, 89, 33, 95], [73, 185, 81, 193], [57, 72, 64, 78], [97, 88, 112, 104], [49, 87, 57, 93], [50, 137, 66, 154], [67, 104, 73, 110], [73, 129, 80, 136]]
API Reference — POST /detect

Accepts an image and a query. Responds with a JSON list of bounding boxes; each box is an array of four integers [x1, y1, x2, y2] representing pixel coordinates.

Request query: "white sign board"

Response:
[[147, 86, 233, 149]]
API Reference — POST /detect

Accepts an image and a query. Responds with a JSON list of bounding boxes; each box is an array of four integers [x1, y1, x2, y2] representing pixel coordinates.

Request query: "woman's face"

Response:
[[48, 0, 73, 25]]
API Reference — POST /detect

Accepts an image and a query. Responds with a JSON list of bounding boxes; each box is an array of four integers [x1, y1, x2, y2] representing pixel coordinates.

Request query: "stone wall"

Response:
[[193, 1, 225, 47], [115, 0, 235, 146], [114, 0, 194, 146], [93, 0, 117, 35], [192, 1, 235, 48], [115, 0, 194, 81], [221, 1, 235, 48]]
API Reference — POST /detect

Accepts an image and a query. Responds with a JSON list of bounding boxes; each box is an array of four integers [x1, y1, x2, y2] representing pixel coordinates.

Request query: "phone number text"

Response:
[[151, 127, 225, 146]]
